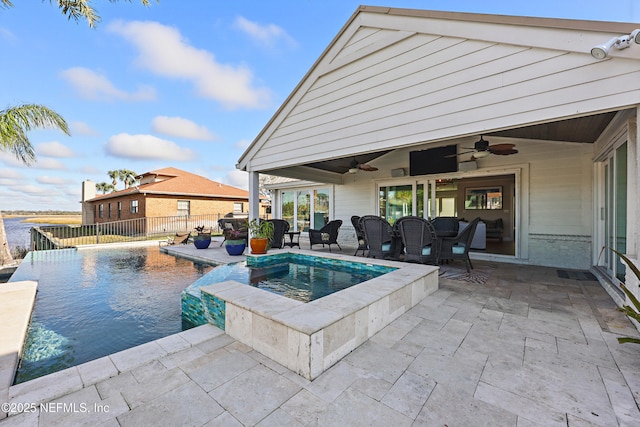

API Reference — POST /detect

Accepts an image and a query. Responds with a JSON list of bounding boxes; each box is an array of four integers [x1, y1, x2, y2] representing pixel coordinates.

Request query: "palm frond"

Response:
[[0, 103, 70, 165], [611, 248, 640, 345]]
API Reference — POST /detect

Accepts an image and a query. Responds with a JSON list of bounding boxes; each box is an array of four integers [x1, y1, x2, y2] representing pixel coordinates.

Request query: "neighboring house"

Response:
[[82, 167, 250, 224], [237, 6, 640, 304]]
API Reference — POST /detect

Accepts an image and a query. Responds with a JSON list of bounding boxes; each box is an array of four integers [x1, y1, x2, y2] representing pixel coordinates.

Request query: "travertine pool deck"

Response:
[[1, 240, 640, 425]]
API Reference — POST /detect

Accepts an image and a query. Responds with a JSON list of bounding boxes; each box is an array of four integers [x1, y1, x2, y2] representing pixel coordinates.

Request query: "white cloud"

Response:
[[233, 16, 296, 48], [107, 20, 271, 109], [71, 121, 100, 136], [0, 168, 24, 179], [60, 67, 156, 102], [234, 139, 251, 150], [225, 169, 248, 190], [10, 184, 49, 195], [36, 141, 76, 158], [36, 176, 70, 185], [34, 158, 67, 170], [151, 116, 216, 141], [0, 153, 65, 169], [105, 133, 195, 161]]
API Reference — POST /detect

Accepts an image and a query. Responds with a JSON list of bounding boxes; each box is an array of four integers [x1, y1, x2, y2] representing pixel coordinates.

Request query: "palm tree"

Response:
[[96, 182, 116, 194], [1, 1, 153, 264], [107, 170, 120, 189], [0, 104, 70, 265], [119, 169, 137, 188], [0, 0, 154, 28], [0, 104, 69, 165]]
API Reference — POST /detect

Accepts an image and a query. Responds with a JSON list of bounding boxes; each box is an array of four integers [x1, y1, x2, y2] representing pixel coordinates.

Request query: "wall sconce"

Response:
[[591, 29, 640, 59]]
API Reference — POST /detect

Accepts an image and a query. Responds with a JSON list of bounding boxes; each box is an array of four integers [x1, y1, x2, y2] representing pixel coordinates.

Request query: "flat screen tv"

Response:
[[409, 145, 458, 176]]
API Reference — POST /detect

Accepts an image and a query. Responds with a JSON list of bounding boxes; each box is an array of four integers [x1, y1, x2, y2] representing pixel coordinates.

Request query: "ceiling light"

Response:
[[348, 167, 358, 174], [591, 29, 640, 59], [473, 150, 490, 159]]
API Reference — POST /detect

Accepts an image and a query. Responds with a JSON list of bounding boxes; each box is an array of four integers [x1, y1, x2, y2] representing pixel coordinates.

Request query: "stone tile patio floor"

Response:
[[2, 255, 640, 426]]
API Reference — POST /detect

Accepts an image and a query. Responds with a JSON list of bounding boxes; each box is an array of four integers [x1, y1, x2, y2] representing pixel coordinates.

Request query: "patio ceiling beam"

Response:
[[261, 165, 344, 185]]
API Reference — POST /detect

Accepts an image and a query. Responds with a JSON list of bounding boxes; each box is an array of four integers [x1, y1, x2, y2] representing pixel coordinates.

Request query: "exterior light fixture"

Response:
[[591, 29, 640, 59]]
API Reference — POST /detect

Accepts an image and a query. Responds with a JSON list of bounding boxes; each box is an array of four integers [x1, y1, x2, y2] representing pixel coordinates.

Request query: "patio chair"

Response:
[[439, 217, 480, 273], [395, 216, 439, 265], [267, 219, 290, 249], [217, 218, 248, 246], [309, 219, 343, 251], [430, 216, 459, 238], [359, 215, 398, 259], [168, 232, 190, 245], [351, 215, 367, 256]]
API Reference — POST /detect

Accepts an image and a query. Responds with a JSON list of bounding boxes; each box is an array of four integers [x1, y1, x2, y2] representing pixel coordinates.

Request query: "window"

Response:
[[177, 200, 190, 216], [107, 203, 111, 219], [233, 202, 244, 213], [279, 188, 332, 231], [379, 185, 413, 224], [130, 200, 139, 214], [98, 204, 104, 218], [117, 202, 122, 219]]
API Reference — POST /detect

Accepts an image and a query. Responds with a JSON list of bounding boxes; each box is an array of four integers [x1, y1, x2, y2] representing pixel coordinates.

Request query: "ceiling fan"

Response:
[[348, 158, 378, 173], [456, 136, 518, 159]]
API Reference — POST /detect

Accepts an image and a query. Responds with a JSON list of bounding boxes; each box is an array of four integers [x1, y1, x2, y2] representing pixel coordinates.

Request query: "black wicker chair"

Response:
[[308, 219, 343, 251], [396, 216, 439, 265], [359, 215, 397, 259], [439, 217, 480, 273], [430, 216, 459, 238], [351, 215, 367, 256], [267, 219, 290, 249]]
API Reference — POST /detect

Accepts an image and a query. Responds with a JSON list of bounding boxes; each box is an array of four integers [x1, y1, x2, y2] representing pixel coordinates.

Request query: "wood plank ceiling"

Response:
[[299, 112, 617, 175]]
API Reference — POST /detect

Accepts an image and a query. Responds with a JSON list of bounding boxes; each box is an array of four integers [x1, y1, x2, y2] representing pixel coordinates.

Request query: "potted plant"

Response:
[[247, 218, 274, 254], [193, 225, 212, 249], [224, 229, 246, 256]]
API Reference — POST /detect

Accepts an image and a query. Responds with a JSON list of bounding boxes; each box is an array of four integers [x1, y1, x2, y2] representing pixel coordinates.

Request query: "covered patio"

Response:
[[237, 6, 640, 310]]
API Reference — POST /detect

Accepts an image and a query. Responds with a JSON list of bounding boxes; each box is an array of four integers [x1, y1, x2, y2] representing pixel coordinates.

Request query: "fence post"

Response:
[[96, 223, 100, 244]]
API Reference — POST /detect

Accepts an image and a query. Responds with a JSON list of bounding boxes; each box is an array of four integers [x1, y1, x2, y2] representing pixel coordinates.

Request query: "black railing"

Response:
[[30, 214, 230, 250]]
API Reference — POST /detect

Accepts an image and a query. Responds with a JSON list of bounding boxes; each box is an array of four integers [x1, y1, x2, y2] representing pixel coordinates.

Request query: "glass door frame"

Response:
[[597, 140, 627, 286]]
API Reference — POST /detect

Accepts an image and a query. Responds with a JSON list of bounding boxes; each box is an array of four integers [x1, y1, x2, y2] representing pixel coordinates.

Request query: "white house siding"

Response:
[[241, 12, 640, 174]]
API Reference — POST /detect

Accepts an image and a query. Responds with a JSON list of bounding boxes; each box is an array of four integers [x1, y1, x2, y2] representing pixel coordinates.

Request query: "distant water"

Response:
[[3, 217, 58, 252]]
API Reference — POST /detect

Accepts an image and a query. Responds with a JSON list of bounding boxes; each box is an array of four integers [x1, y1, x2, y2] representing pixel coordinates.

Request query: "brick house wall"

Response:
[[89, 193, 146, 223], [145, 195, 244, 218], [88, 194, 248, 224]]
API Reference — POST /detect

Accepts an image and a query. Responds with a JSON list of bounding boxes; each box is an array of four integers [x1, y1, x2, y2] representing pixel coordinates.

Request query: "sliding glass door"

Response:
[[603, 142, 627, 284]]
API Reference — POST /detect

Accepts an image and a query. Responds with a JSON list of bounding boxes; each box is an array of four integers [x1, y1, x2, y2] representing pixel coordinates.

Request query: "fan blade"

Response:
[[444, 150, 476, 158], [358, 163, 378, 171], [491, 149, 518, 155], [489, 143, 517, 155], [488, 143, 516, 151]]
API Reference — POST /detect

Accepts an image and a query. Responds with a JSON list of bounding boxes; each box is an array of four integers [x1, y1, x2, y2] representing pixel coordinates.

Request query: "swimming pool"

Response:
[[179, 249, 439, 380], [181, 252, 396, 327], [185, 252, 395, 302], [9, 246, 214, 384]]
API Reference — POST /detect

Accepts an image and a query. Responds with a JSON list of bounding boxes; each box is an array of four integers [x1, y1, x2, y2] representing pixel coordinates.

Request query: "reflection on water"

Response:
[[10, 246, 214, 384]]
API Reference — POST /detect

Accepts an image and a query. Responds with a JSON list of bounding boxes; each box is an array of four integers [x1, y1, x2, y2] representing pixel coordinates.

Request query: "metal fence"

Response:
[[30, 213, 234, 250]]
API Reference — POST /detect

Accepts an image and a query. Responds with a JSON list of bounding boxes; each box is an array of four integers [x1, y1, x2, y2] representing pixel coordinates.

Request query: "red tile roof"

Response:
[[89, 167, 248, 201]]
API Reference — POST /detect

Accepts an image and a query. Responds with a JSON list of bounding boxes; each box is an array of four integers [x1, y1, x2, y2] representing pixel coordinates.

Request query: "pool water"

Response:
[[184, 253, 396, 303], [9, 247, 214, 384]]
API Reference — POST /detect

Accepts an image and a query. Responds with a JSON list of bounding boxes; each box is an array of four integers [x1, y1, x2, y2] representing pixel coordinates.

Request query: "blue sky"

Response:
[[1, 1, 639, 211]]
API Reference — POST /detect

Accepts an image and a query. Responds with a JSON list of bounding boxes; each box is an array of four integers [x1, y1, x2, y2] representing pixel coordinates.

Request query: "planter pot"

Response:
[[193, 236, 211, 249], [225, 240, 246, 256], [249, 237, 269, 254]]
